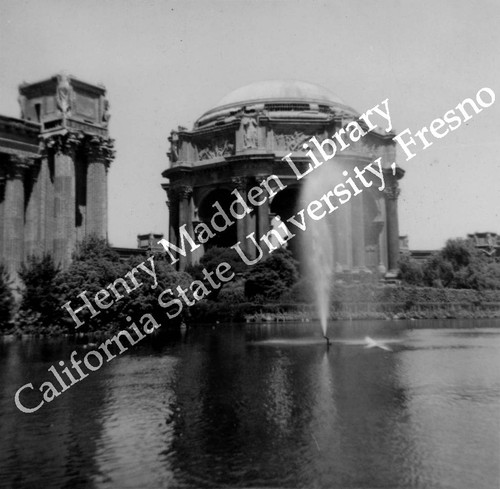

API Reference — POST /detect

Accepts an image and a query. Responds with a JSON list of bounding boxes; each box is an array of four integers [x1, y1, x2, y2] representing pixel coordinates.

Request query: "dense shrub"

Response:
[[57, 238, 194, 332], [11, 236, 197, 334], [120, 253, 193, 326], [216, 279, 246, 304], [17, 254, 62, 330], [186, 246, 248, 300], [400, 238, 500, 290], [244, 248, 299, 300], [399, 255, 424, 285], [280, 277, 316, 304], [57, 237, 126, 332]]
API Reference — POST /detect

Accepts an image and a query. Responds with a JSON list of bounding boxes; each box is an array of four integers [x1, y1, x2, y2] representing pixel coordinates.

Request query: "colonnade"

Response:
[[0, 132, 113, 276], [165, 172, 401, 274]]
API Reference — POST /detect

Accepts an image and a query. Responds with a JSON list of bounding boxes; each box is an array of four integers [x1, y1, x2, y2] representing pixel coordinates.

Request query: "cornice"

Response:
[[0, 115, 41, 137]]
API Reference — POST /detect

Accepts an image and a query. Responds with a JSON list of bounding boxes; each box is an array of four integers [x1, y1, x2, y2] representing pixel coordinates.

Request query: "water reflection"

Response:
[[0, 320, 499, 488], [0, 338, 107, 489]]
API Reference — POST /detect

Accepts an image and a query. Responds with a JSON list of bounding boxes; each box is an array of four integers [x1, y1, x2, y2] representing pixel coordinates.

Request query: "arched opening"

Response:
[[269, 186, 302, 260], [198, 189, 237, 249]]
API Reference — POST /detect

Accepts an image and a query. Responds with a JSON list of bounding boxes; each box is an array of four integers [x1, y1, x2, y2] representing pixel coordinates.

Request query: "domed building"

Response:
[[162, 80, 403, 275]]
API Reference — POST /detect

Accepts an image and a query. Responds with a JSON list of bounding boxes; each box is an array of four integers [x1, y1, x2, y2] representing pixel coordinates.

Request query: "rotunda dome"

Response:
[[196, 80, 349, 127], [214, 80, 344, 108]]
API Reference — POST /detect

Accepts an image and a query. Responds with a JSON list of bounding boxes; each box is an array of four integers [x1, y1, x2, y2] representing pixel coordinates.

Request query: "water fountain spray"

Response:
[[301, 160, 340, 346]]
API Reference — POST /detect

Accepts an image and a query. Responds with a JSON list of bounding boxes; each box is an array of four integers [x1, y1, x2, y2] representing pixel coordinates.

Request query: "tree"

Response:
[[120, 252, 193, 324], [186, 246, 247, 300], [18, 254, 62, 329], [422, 238, 500, 290], [57, 236, 126, 331], [441, 238, 475, 268], [399, 255, 424, 286], [244, 248, 299, 300]]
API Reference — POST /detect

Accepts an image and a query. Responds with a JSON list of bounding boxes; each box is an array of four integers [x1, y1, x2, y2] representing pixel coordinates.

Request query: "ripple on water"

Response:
[[0, 323, 499, 488]]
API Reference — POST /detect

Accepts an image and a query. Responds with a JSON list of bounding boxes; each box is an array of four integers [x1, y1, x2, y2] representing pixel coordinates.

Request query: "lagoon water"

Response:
[[1, 319, 499, 489]]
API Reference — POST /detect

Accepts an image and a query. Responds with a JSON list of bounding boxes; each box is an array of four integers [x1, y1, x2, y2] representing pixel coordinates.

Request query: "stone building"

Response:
[[162, 80, 404, 274], [0, 73, 114, 277], [467, 232, 500, 257]]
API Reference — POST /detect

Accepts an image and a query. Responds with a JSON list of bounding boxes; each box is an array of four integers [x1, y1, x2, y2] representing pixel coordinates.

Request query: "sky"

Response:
[[0, 0, 499, 250]]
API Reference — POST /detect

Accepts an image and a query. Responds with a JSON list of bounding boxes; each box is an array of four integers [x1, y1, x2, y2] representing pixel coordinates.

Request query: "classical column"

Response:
[[255, 176, 270, 239], [232, 177, 255, 259], [376, 196, 388, 273], [47, 132, 81, 268], [334, 200, 353, 270], [23, 158, 42, 258], [178, 185, 193, 270], [165, 186, 179, 248], [4, 156, 29, 277], [384, 178, 401, 274], [40, 151, 55, 255], [351, 191, 366, 270], [86, 136, 113, 239]]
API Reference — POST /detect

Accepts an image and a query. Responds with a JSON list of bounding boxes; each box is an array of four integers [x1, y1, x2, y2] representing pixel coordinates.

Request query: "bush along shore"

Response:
[[2, 237, 500, 335], [190, 285, 500, 323]]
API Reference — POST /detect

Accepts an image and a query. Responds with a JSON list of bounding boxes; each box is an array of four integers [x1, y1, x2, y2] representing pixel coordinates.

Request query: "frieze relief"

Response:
[[197, 138, 234, 160], [273, 131, 324, 152], [272, 128, 380, 156]]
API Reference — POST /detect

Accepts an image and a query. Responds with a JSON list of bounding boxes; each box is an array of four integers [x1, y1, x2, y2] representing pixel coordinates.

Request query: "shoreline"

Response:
[[3, 306, 500, 337]]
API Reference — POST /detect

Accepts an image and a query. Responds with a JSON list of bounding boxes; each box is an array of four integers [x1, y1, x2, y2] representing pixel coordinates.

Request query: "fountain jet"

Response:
[[302, 161, 341, 339]]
